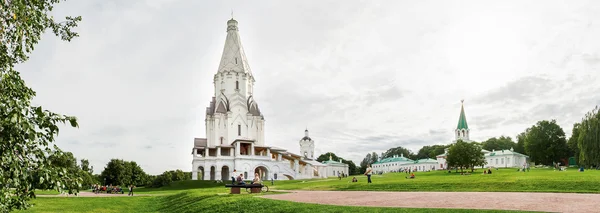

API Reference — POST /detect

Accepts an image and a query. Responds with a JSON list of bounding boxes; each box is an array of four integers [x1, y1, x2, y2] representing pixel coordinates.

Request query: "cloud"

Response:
[[472, 76, 557, 105], [13, 0, 600, 173]]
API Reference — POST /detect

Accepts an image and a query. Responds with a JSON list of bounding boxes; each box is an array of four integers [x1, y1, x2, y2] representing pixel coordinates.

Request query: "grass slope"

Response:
[[24, 189, 528, 213], [272, 168, 600, 193], [22, 168, 591, 213]]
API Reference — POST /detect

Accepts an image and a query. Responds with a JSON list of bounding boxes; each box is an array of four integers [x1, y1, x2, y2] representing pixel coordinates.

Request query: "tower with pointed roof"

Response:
[[455, 100, 471, 142], [299, 129, 315, 159], [191, 17, 347, 181], [204, 18, 265, 147]]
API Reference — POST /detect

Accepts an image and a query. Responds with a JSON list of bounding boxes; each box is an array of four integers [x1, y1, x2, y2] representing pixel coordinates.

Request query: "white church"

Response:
[[191, 18, 348, 181], [373, 101, 529, 173]]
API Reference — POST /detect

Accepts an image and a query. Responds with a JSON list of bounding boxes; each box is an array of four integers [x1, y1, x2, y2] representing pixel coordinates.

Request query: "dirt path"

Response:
[[37, 191, 157, 197], [262, 191, 600, 213]]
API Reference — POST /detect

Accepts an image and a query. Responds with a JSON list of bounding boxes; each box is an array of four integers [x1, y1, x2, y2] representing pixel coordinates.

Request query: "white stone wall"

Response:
[[484, 155, 527, 168], [325, 164, 348, 177], [192, 156, 299, 181], [436, 157, 447, 170]]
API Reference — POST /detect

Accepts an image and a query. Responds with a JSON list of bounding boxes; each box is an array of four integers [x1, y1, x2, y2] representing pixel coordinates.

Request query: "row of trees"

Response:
[[358, 105, 600, 169], [570, 107, 600, 168], [97, 159, 191, 188]]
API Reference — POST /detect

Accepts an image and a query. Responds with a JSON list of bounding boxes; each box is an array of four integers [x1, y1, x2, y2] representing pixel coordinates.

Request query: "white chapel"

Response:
[[191, 18, 347, 181]]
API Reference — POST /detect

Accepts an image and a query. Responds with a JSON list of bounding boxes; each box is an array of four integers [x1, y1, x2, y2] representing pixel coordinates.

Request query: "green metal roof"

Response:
[[457, 101, 469, 130], [373, 156, 414, 165], [322, 160, 346, 165], [413, 158, 437, 164], [486, 149, 529, 158]]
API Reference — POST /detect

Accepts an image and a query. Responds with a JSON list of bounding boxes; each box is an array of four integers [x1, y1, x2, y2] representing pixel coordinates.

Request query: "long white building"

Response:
[[374, 101, 529, 173], [191, 18, 347, 181]]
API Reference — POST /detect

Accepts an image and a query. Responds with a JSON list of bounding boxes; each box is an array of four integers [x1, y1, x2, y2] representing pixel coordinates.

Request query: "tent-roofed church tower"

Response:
[[454, 100, 471, 142], [205, 18, 265, 147]]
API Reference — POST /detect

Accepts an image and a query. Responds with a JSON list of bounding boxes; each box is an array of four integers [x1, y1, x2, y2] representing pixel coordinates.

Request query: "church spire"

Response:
[[457, 100, 469, 130], [217, 18, 253, 76]]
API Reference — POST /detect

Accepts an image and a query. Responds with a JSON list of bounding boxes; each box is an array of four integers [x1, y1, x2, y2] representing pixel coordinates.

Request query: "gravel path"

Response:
[[262, 191, 600, 213]]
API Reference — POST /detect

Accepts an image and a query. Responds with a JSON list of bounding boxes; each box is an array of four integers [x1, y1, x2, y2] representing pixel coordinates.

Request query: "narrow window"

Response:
[[238, 125, 241, 136], [236, 81, 239, 90], [220, 137, 224, 145], [235, 57, 238, 64]]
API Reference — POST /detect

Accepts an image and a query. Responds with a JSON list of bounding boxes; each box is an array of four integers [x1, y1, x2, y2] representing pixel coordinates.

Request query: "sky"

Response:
[[17, 0, 600, 175]]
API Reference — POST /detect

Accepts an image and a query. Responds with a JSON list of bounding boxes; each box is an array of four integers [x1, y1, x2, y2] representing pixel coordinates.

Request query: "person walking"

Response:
[[128, 185, 135, 196], [364, 165, 373, 183]]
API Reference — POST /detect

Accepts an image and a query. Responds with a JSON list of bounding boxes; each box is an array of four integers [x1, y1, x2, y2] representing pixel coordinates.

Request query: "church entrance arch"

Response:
[[254, 166, 268, 180], [221, 166, 230, 181], [197, 166, 205, 180], [210, 166, 216, 181]]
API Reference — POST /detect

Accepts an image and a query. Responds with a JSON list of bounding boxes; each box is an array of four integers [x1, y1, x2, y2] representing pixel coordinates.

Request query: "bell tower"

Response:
[[455, 100, 471, 142], [299, 129, 315, 159]]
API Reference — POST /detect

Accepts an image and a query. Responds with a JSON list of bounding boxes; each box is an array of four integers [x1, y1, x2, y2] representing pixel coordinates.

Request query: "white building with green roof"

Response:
[[436, 101, 529, 170], [321, 154, 349, 177], [372, 153, 438, 174]]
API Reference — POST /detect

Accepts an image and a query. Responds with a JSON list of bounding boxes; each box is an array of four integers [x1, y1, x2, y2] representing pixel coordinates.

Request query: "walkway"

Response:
[[262, 191, 600, 213]]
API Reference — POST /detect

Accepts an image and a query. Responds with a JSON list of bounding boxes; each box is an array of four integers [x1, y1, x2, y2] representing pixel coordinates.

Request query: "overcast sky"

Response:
[[17, 0, 600, 174]]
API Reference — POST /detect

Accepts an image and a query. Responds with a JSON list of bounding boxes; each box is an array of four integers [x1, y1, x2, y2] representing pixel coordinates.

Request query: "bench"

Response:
[[225, 184, 263, 194]]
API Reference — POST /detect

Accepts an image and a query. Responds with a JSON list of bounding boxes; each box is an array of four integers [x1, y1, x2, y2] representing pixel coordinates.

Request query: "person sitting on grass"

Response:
[[487, 168, 492, 174], [237, 174, 246, 185], [352, 177, 357, 182], [406, 173, 415, 179], [484, 170, 487, 175], [251, 173, 261, 184]]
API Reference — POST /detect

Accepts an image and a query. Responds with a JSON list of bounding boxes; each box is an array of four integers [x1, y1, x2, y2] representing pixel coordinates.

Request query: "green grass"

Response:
[[24, 188, 528, 213], [22, 168, 593, 213], [272, 168, 600, 193]]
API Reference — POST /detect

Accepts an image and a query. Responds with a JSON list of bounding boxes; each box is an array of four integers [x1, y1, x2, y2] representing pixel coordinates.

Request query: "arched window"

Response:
[[236, 81, 239, 90], [220, 137, 224, 145], [238, 125, 241, 136]]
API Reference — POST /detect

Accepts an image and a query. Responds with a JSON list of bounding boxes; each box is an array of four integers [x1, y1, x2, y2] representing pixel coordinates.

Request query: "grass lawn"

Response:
[[272, 168, 600, 193], [21, 168, 594, 213], [23, 188, 527, 213]]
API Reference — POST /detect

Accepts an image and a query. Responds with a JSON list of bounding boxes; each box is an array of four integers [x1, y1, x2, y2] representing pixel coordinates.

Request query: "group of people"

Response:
[[337, 172, 348, 180], [230, 169, 263, 185], [91, 184, 135, 196]]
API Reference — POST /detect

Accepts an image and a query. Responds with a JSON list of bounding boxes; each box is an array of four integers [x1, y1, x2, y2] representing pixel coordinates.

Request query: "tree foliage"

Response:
[[151, 170, 191, 188], [415, 145, 448, 159], [446, 140, 486, 172], [567, 123, 581, 164], [99, 159, 149, 187], [80, 159, 93, 174], [382, 146, 415, 160], [481, 136, 517, 151], [316, 152, 359, 175], [523, 120, 569, 166], [0, 0, 82, 211], [515, 132, 527, 155], [577, 106, 600, 168], [359, 152, 378, 174]]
